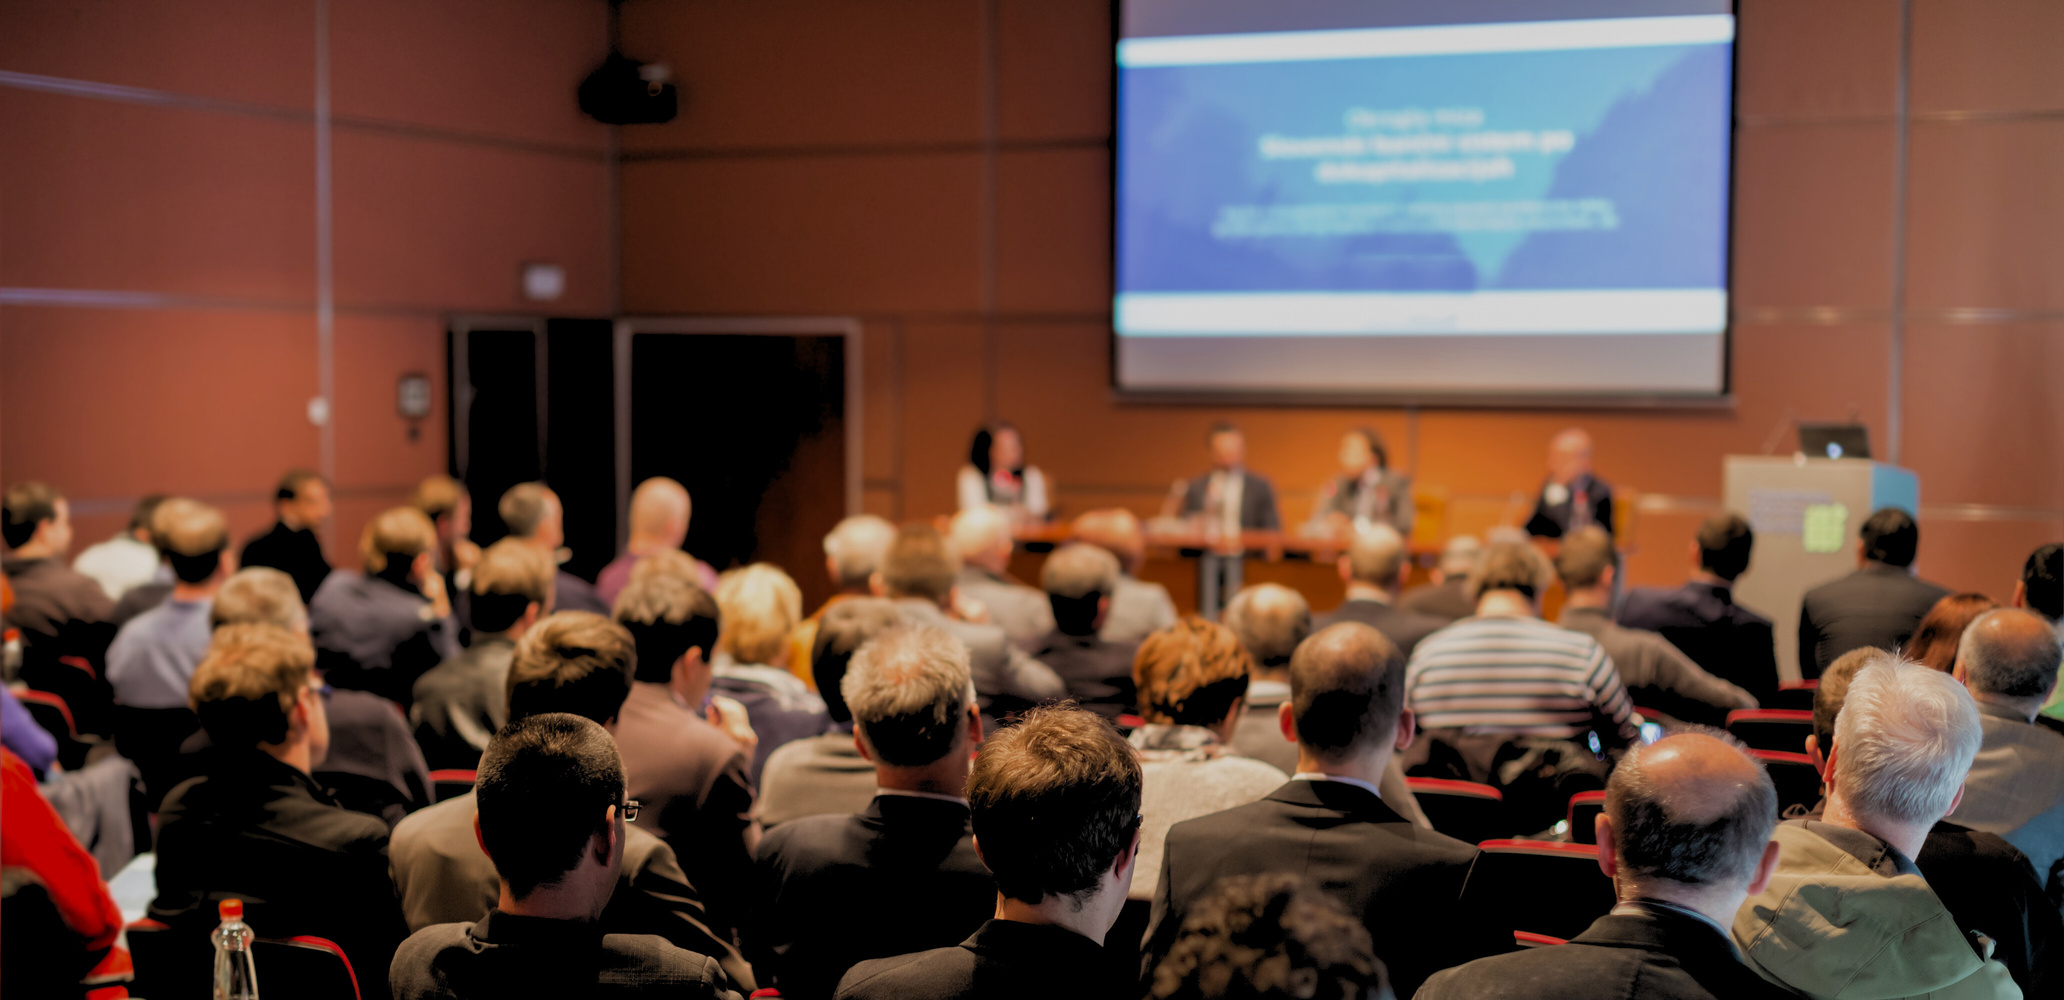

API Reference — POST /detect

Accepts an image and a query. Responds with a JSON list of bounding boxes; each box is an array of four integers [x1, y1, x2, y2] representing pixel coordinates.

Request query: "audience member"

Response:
[[308, 506, 459, 707], [1, 748, 134, 999], [835, 705, 1142, 1000], [1796, 507, 1951, 678], [1399, 535, 1481, 622], [150, 623, 407, 996], [387, 610, 752, 987], [388, 713, 744, 1000], [1617, 512, 1781, 703], [958, 422, 1049, 525], [1904, 592, 2000, 672], [1735, 658, 2016, 999], [238, 468, 333, 604], [596, 476, 717, 605], [1027, 542, 1138, 721], [790, 514, 897, 689], [758, 598, 905, 827], [1129, 618, 1287, 901], [411, 539, 553, 769], [611, 575, 759, 944], [1418, 731, 1791, 1000], [712, 563, 830, 781], [1554, 526, 1755, 724], [499, 482, 609, 615], [1070, 508, 1179, 644], [3, 481, 117, 732], [1316, 524, 1447, 656], [1143, 623, 1496, 997], [1145, 872, 1388, 1000], [1308, 427, 1414, 538], [1223, 583, 1311, 775], [1525, 428, 1614, 538], [877, 523, 1064, 716], [410, 474, 479, 585], [1178, 422, 1281, 532], [949, 504, 1053, 644], [749, 625, 995, 1000], [70, 493, 165, 602], [107, 498, 232, 806], [1950, 609, 2064, 894], [2016, 542, 2061, 625]]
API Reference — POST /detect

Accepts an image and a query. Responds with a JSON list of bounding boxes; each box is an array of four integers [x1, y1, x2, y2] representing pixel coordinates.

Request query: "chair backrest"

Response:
[[428, 769, 477, 803], [1726, 709, 1814, 753], [1406, 777, 1509, 845], [1460, 840, 1614, 943], [253, 936, 361, 1000], [1566, 790, 1607, 845], [16, 689, 92, 771], [1751, 750, 1825, 816], [126, 917, 212, 1000], [1769, 679, 1820, 711]]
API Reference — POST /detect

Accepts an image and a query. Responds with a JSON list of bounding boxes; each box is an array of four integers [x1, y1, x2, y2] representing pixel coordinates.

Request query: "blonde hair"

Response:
[[715, 563, 803, 665], [360, 506, 438, 573], [473, 538, 555, 605], [189, 624, 316, 746], [211, 567, 307, 632], [411, 474, 468, 522], [629, 548, 703, 586], [152, 497, 229, 557]]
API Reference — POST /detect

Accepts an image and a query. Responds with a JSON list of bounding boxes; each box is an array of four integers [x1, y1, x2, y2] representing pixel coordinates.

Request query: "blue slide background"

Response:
[[1116, 42, 1732, 294]]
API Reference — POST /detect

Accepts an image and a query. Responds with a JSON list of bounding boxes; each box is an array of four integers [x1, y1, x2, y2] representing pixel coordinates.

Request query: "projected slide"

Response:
[[1114, 3, 1735, 397]]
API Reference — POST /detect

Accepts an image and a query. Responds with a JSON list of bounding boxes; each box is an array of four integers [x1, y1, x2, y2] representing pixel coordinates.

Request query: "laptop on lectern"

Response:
[[1797, 423, 1871, 461]]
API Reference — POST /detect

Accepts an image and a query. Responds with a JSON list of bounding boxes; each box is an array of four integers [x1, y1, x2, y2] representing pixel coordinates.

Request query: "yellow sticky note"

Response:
[[1802, 503, 1849, 554]]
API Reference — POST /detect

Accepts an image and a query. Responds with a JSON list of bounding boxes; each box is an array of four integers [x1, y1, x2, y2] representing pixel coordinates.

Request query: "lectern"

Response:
[[1722, 456, 1921, 683]]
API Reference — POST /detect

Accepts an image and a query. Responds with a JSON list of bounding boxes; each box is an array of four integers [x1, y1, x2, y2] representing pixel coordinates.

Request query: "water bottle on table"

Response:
[[211, 898, 259, 999]]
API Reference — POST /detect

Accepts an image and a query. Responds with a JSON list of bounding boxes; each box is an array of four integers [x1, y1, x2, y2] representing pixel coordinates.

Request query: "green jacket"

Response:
[[1734, 823, 2021, 1000]]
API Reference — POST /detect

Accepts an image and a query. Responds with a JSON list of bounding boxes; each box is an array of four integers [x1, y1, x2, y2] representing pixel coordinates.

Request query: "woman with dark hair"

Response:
[[955, 422, 1050, 523], [1904, 591, 2000, 672], [1308, 427, 1414, 536]]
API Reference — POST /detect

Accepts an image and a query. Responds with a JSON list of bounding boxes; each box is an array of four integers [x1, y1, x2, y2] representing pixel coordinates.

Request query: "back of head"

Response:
[[823, 515, 897, 590], [1289, 623, 1406, 763], [613, 573, 721, 684], [1043, 543, 1120, 636], [1147, 872, 1383, 1000], [189, 623, 315, 749], [2, 481, 62, 550], [1436, 535, 1482, 578], [1134, 618, 1254, 728], [1222, 583, 1311, 669], [277, 469, 324, 503], [967, 705, 1142, 905], [1903, 593, 1999, 672], [129, 494, 168, 536], [506, 612, 636, 726], [1860, 507, 1920, 568], [1958, 608, 2064, 703], [1697, 512, 1755, 581], [498, 482, 555, 540], [714, 563, 802, 665], [949, 504, 1011, 561], [842, 624, 974, 767], [2023, 543, 2064, 621], [813, 598, 905, 723], [1345, 524, 1408, 587], [1553, 525, 1615, 591], [882, 523, 960, 603], [472, 538, 557, 632], [629, 477, 691, 542], [475, 713, 625, 900], [411, 474, 467, 523], [211, 568, 308, 632], [359, 506, 437, 574], [1813, 647, 1886, 750], [1071, 508, 1146, 568], [1834, 657, 1983, 828], [1467, 541, 1552, 601], [153, 497, 230, 584], [1606, 730, 1777, 895]]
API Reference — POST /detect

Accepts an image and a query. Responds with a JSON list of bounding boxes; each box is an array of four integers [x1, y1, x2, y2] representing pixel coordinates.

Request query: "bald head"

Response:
[[1223, 583, 1311, 669], [1288, 623, 1406, 762], [1344, 525, 1408, 589], [1957, 608, 2064, 709], [949, 504, 1014, 572], [1071, 508, 1146, 573], [1549, 428, 1595, 484], [628, 477, 691, 546], [1606, 731, 1776, 894]]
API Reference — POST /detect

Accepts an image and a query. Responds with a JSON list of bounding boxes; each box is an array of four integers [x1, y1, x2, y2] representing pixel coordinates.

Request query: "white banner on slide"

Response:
[[1118, 15, 1735, 68], [1115, 289, 1728, 336]]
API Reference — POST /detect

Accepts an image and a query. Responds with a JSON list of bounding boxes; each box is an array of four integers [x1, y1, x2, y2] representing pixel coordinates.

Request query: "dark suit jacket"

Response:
[[1524, 474, 1614, 539], [835, 919, 1121, 1000], [1180, 470, 1282, 531], [237, 521, 331, 606], [1315, 598, 1448, 657], [748, 795, 995, 1000], [1919, 820, 2064, 999], [1796, 563, 1950, 678], [390, 910, 742, 1000], [1617, 582, 1781, 706], [1142, 779, 1495, 998], [1414, 904, 1797, 1000], [1027, 631, 1138, 721], [554, 569, 612, 615], [615, 682, 758, 940]]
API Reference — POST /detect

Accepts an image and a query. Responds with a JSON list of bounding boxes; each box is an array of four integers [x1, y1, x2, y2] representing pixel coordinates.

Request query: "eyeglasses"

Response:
[[621, 799, 641, 823]]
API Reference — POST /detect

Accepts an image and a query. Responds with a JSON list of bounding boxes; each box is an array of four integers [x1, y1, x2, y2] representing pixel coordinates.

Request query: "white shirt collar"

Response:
[[875, 788, 970, 806], [1291, 772, 1382, 800]]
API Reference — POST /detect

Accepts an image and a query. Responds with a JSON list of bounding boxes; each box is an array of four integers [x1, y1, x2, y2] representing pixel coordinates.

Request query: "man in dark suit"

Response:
[[748, 624, 995, 1000], [1027, 543, 1138, 721], [1414, 731, 1794, 1000], [1618, 512, 1780, 705], [1141, 622, 1498, 998], [1524, 428, 1614, 539], [238, 469, 334, 605], [389, 714, 744, 1000], [1178, 422, 1281, 532], [835, 706, 1142, 1000], [877, 524, 1063, 717], [1796, 507, 1949, 678], [1316, 524, 1448, 657]]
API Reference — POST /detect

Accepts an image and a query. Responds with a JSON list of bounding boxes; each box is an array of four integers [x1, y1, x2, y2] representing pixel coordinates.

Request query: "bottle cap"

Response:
[[218, 899, 242, 921]]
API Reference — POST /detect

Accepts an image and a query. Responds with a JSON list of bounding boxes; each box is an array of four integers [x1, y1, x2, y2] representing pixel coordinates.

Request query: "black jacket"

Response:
[[1315, 598, 1449, 657], [1027, 631, 1139, 722], [836, 919, 1121, 1000], [390, 910, 742, 1000], [1796, 563, 1950, 678], [1617, 582, 1781, 706], [238, 521, 332, 606], [1180, 470, 1282, 532], [1414, 904, 1797, 1000], [1524, 474, 1613, 539], [1919, 821, 2064, 999], [1142, 779, 1497, 998], [748, 794, 995, 1000]]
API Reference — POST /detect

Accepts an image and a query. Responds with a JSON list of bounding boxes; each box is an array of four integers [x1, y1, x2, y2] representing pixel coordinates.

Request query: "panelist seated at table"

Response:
[[1305, 428, 1413, 538], [956, 423, 1048, 525], [1173, 422, 1281, 535], [1525, 428, 1615, 539]]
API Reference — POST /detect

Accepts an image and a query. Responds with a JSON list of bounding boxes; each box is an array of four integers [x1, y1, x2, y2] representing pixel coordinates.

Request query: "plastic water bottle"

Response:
[[211, 898, 260, 1000]]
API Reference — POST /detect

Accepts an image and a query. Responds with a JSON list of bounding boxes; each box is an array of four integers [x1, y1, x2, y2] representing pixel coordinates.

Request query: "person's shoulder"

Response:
[[1412, 942, 1597, 999], [598, 931, 733, 989], [835, 944, 970, 1000], [756, 808, 862, 858]]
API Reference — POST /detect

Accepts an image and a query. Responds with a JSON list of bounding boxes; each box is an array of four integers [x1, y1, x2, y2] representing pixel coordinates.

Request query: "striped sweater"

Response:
[[1406, 615, 1639, 743]]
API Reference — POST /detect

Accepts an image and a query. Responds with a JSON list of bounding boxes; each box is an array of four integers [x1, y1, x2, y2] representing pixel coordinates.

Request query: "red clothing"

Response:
[[1, 748, 132, 997]]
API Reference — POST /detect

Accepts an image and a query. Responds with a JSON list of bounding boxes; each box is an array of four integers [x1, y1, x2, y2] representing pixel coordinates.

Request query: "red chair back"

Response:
[[1726, 709, 1814, 753], [1406, 777, 1509, 845], [1751, 749, 1825, 815], [429, 769, 478, 803], [254, 936, 361, 1000], [1769, 679, 1820, 711], [1565, 790, 1607, 845], [1460, 840, 1614, 944]]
